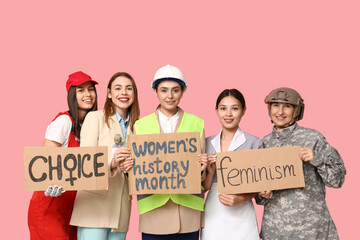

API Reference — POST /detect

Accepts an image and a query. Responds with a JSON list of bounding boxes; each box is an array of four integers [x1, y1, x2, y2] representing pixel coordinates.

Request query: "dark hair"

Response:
[[154, 79, 184, 92], [67, 83, 98, 139], [216, 89, 246, 109], [104, 72, 140, 132]]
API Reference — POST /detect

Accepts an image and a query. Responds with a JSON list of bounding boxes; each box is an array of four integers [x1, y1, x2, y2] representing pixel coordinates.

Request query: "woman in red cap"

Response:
[[28, 71, 98, 240], [70, 72, 140, 240]]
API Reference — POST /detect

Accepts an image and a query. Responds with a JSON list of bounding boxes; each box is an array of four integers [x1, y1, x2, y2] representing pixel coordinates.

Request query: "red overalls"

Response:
[[28, 112, 78, 240]]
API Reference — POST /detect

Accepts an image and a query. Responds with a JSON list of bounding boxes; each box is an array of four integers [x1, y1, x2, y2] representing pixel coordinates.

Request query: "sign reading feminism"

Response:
[[216, 146, 305, 194]]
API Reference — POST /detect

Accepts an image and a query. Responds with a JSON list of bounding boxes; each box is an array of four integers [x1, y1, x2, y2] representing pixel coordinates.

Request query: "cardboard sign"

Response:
[[128, 132, 201, 195], [24, 146, 109, 191], [216, 146, 305, 194]]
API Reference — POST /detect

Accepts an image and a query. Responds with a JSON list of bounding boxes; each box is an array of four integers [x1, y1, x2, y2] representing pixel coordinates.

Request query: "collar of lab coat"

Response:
[[210, 127, 246, 153]]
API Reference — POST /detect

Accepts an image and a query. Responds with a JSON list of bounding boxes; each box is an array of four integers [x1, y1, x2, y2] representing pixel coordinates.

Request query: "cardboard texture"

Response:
[[24, 146, 109, 191], [216, 146, 305, 194], [128, 132, 201, 195]]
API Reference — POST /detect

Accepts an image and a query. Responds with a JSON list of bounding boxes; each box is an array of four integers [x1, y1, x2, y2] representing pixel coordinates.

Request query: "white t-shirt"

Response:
[[44, 114, 73, 147]]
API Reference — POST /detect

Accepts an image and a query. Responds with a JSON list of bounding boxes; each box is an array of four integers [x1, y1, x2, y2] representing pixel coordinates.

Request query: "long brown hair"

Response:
[[104, 72, 140, 131], [67, 83, 98, 138]]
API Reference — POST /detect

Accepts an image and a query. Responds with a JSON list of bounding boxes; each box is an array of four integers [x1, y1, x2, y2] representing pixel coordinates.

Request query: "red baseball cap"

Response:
[[66, 71, 98, 92]]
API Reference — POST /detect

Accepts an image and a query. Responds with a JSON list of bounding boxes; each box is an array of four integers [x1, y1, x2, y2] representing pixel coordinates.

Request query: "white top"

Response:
[[44, 114, 73, 147], [201, 128, 260, 240], [158, 110, 179, 133]]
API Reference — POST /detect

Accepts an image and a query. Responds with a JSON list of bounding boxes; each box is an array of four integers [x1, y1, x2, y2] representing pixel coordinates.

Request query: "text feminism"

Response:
[[216, 146, 305, 194]]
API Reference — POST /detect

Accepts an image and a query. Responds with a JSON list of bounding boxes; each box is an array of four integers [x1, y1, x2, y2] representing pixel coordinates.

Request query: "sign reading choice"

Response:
[[127, 132, 202, 195], [216, 146, 305, 194], [24, 146, 108, 191]]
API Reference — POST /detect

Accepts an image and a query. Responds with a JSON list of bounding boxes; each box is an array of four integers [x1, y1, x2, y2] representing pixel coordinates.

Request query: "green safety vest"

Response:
[[134, 111, 205, 215]]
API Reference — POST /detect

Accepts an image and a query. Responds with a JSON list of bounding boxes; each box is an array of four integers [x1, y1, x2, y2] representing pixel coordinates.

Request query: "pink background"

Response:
[[1, 1, 358, 239]]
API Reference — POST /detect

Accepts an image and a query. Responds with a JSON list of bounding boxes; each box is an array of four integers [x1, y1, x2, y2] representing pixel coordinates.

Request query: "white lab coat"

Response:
[[201, 128, 260, 240]]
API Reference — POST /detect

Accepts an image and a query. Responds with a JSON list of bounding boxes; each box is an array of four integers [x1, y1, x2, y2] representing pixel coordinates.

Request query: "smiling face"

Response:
[[76, 81, 96, 111], [107, 76, 135, 116], [216, 96, 246, 131], [270, 102, 295, 129], [155, 80, 184, 117]]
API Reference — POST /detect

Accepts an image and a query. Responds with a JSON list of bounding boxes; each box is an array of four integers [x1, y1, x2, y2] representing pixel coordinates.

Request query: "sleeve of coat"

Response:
[[309, 132, 346, 188]]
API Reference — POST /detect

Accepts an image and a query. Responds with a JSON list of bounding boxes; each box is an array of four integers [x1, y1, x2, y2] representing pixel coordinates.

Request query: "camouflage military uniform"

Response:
[[256, 123, 346, 240]]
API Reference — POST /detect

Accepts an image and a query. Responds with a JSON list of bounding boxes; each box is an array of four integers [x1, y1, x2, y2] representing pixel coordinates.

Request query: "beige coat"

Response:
[[70, 110, 131, 232], [136, 109, 206, 234]]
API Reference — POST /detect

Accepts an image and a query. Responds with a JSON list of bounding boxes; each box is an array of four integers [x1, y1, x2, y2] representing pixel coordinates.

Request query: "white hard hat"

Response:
[[151, 64, 187, 91]]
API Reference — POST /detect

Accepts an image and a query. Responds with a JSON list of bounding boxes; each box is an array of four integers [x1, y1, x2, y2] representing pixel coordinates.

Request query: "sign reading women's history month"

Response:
[[216, 146, 305, 194], [128, 132, 202, 195], [24, 146, 108, 191]]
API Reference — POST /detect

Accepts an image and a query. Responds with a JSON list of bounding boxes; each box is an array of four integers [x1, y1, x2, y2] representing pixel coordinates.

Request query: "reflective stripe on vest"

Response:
[[134, 112, 205, 215]]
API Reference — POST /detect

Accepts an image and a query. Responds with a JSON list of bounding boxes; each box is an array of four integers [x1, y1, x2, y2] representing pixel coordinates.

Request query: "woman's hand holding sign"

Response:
[[120, 157, 134, 173], [259, 190, 273, 199], [299, 147, 315, 162], [111, 147, 131, 170], [202, 154, 216, 192], [218, 193, 257, 207], [198, 154, 209, 171], [206, 153, 217, 175], [44, 185, 65, 197]]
